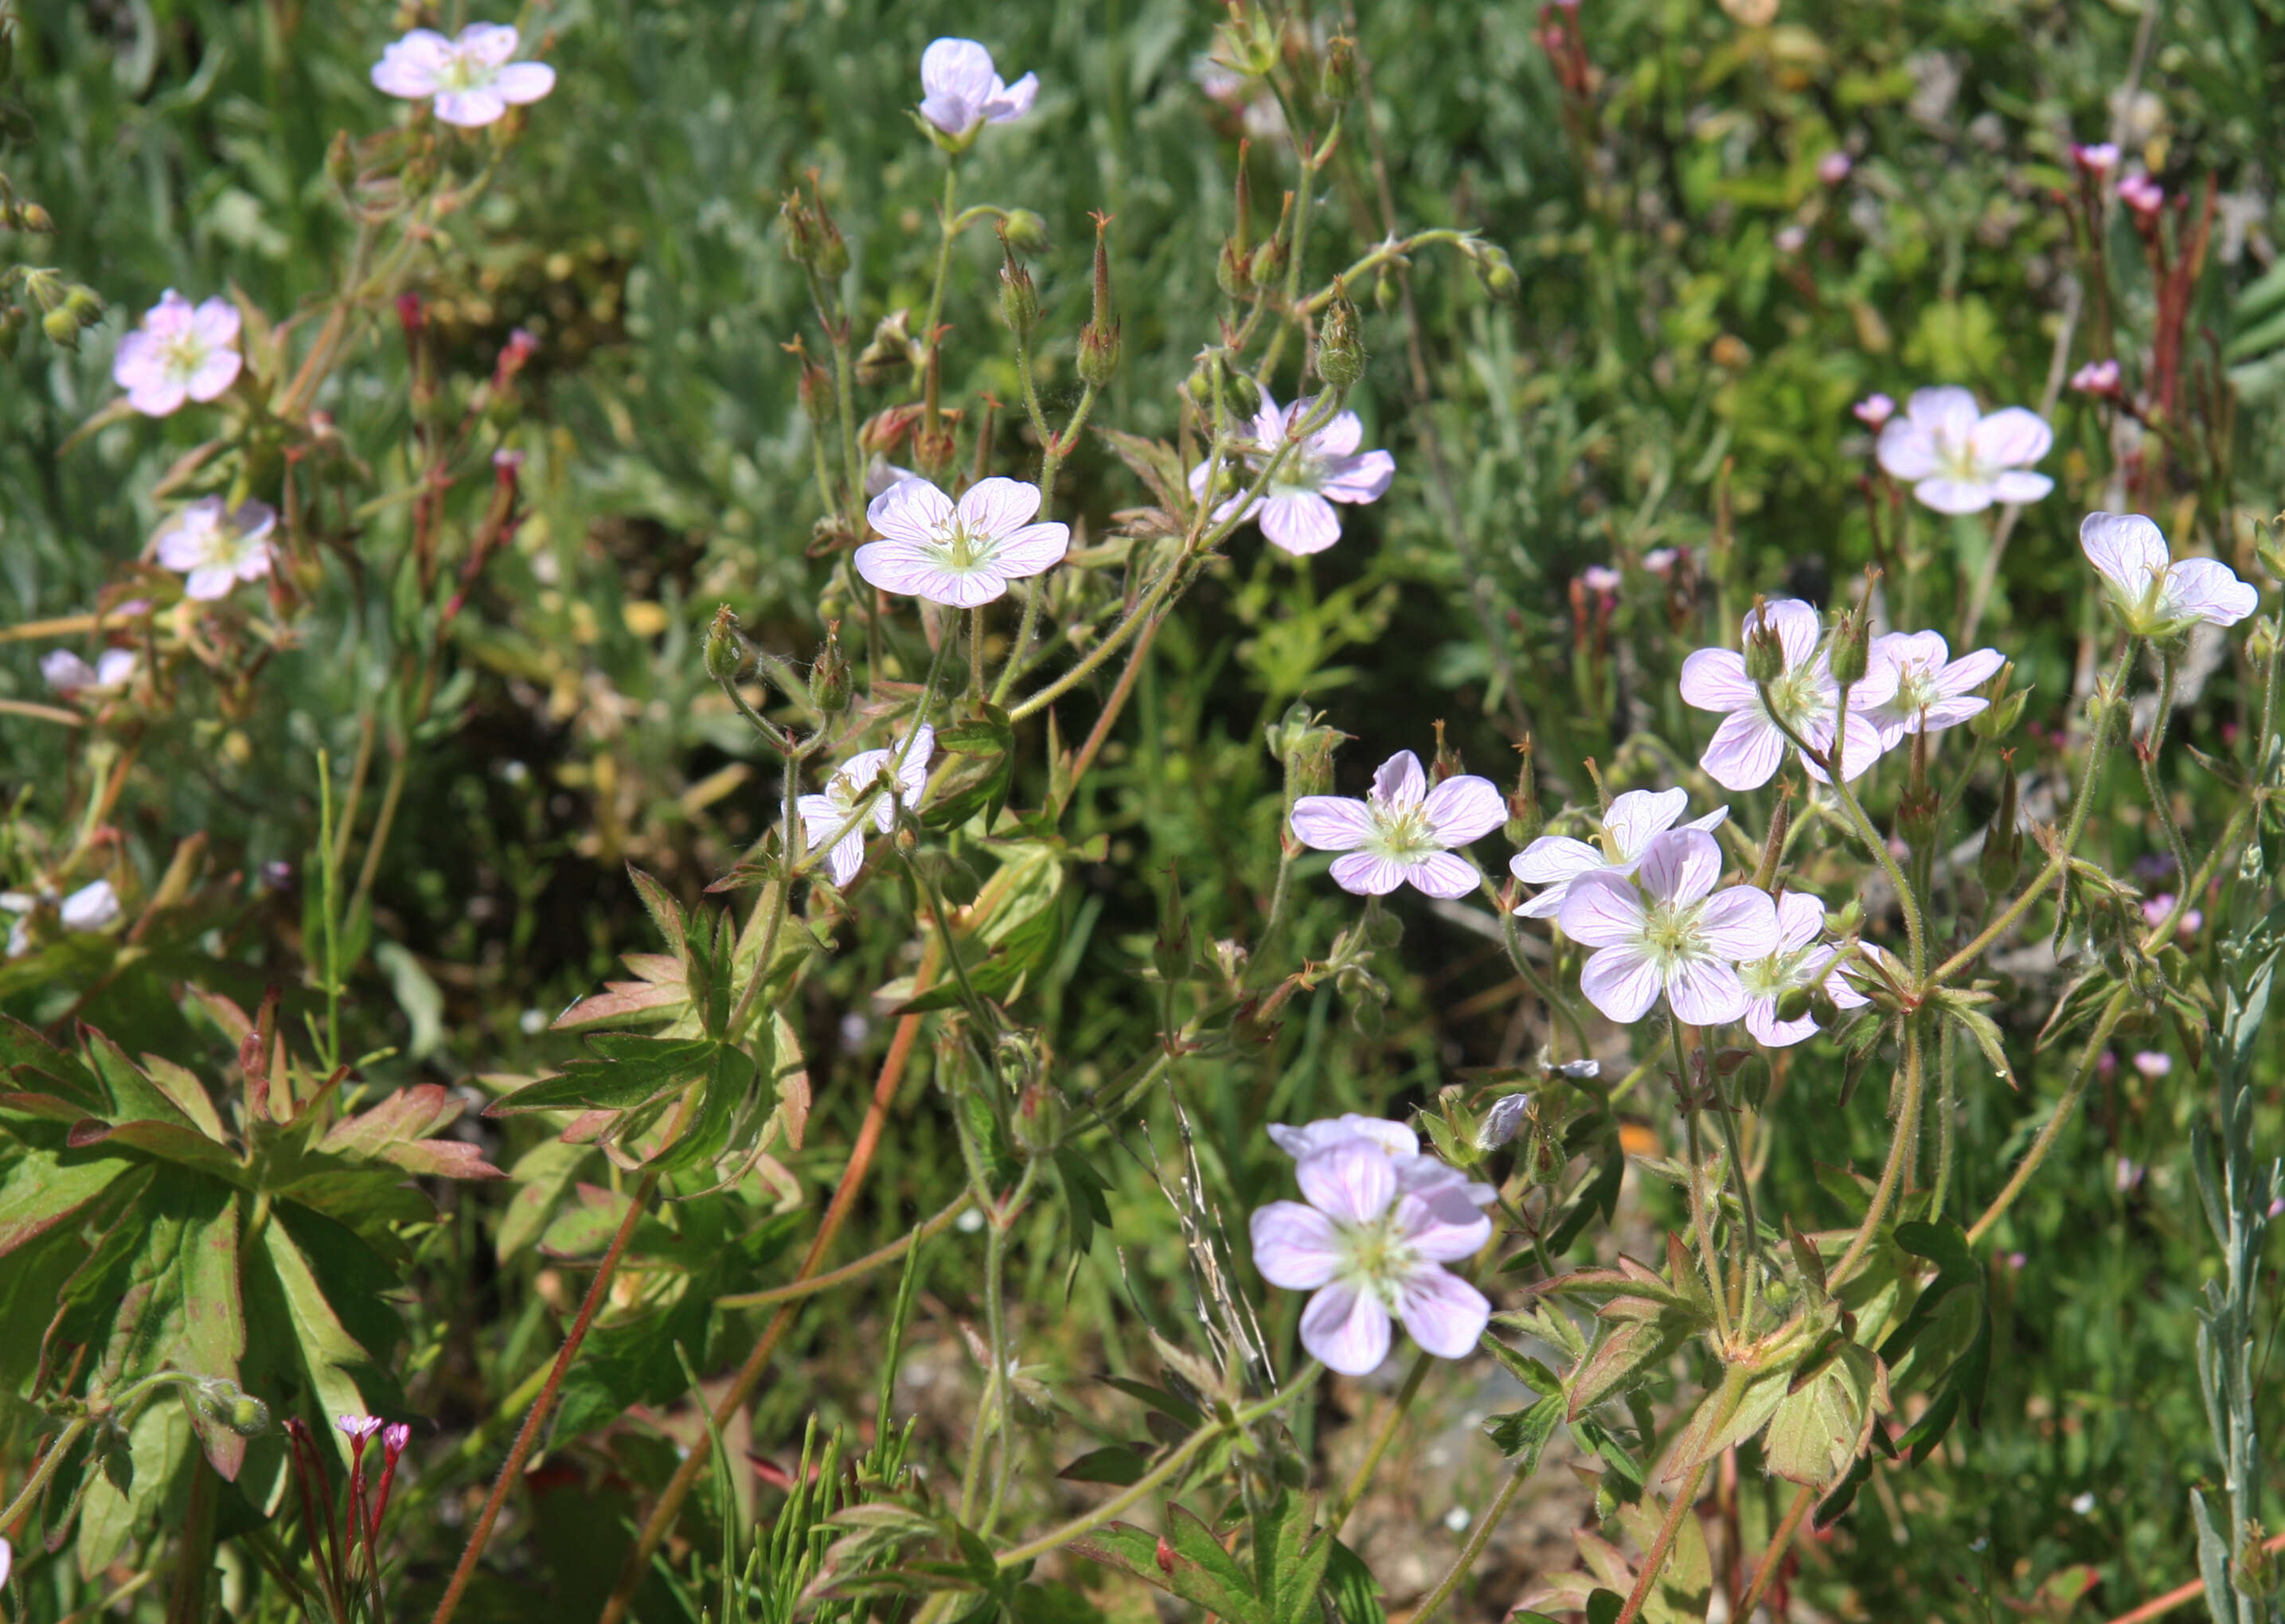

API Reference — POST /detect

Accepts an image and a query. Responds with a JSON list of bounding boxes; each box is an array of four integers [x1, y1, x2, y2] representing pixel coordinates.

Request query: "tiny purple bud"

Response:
[[1816, 150, 1852, 185], [2071, 359, 2121, 396], [2118, 174, 2164, 216], [1852, 392, 1896, 430]]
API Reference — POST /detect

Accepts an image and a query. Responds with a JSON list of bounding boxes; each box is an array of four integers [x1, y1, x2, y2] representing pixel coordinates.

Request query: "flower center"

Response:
[[934, 521, 990, 572], [1367, 803, 1439, 863], [1639, 897, 1708, 968], [1265, 447, 1324, 499], [161, 333, 208, 378], [437, 50, 496, 92], [1892, 661, 1939, 714], [1935, 430, 1986, 483], [1757, 666, 1822, 728], [1337, 1212, 1416, 1303]]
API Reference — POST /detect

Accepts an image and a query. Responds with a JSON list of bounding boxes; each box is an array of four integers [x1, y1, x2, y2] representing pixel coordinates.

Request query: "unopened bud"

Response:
[[998, 248, 1039, 336], [912, 426, 958, 476], [18, 201, 54, 234], [1217, 239, 1255, 299], [1477, 1092, 1530, 1150], [1011, 1082, 1066, 1157], [1505, 735, 1543, 846], [1775, 985, 1814, 1025], [190, 1376, 271, 1438], [1314, 291, 1365, 389], [1808, 985, 1842, 1028], [1829, 607, 1870, 688], [1474, 243, 1520, 299], [1970, 661, 2028, 740], [810, 623, 852, 712], [704, 605, 752, 685], [41, 303, 79, 348], [856, 310, 916, 386], [1321, 34, 1358, 103], [998, 207, 1049, 254], [1430, 719, 1461, 783], [1744, 599, 1787, 684]]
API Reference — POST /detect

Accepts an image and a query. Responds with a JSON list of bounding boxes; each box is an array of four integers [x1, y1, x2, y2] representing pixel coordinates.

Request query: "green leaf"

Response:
[[0, 1146, 123, 1255], [1765, 1341, 1884, 1487], [1057, 1445, 1148, 1485], [1324, 1540, 1386, 1624], [0, 1016, 105, 1110], [484, 1036, 720, 1116], [1485, 1393, 1566, 1470], [179, 1191, 248, 1481], [64, 1118, 248, 1187], [1479, 1332, 1561, 1396]]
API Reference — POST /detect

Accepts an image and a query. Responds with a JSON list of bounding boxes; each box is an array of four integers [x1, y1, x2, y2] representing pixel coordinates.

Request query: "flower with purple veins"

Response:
[[1477, 1094, 1532, 1150], [2079, 511, 2258, 636], [1266, 1115, 1498, 1222], [112, 291, 242, 417], [857, 477, 1068, 607], [372, 24, 555, 127], [1736, 891, 1870, 1047], [1189, 390, 1395, 556], [1876, 387, 2055, 514], [1679, 599, 1896, 791], [1558, 827, 1779, 1025], [918, 38, 1037, 139], [1249, 1137, 1494, 1376], [154, 498, 277, 601], [1289, 751, 1505, 900], [798, 727, 934, 888], [1509, 788, 1728, 920], [1865, 630, 2005, 748]]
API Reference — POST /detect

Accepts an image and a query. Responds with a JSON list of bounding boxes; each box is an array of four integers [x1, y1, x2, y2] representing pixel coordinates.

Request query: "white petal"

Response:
[[1270, 1116, 1417, 1160], [1773, 889, 1827, 952], [1634, 827, 1722, 907], [1666, 957, 1749, 1025], [1401, 852, 1480, 899], [1329, 852, 1406, 895], [866, 478, 955, 545], [2165, 559, 2260, 627], [1319, 448, 1396, 502], [456, 22, 521, 65], [982, 70, 1038, 123], [987, 521, 1069, 579], [1372, 751, 1426, 809], [1421, 775, 1505, 845], [1291, 796, 1375, 852], [1250, 1202, 1343, 1290], [1603, 788, 1688, 859], [2080, 511, 2170, 596], [1313, 411, 1364, 458], [920, 38, 996, 107], [1259, 491, 1342, 555], [1970, 406, 2052, 470], [1296, 1140, 1396, 1226], [1510, 836, 1605, 887], [955, 475, 1043, 537], [1935, 647, 2006, 697], [1745, 996, 1818, 1048], [1756, 599, 1823, 671], [433, 88, 509, 127], [1990, 470, 2053, 505], [1904, 385, 1981, 443], [1875, 420, 1939, 482], [1557, 871, 1647, 947], [493, 62, 556, 104], [1678, 647, 1754, 712], [1701, 709, 1786, 791], [1580, 943, 1662, 1024], [1395, 1266, 1490, 1358], [1913, 477, 1996, 515], [1697, 884, 1780, 958], [1391, 1193, 1492, 1263], [1300, 1282, 1392, 1375]]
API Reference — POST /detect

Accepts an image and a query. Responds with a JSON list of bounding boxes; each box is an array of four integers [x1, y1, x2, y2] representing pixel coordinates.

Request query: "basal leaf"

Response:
[[484, 1037, 720, 1116]]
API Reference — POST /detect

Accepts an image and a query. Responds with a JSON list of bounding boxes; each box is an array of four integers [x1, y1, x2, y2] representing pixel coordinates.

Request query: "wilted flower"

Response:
[[1509, 788, 1728, 919], [41, 647, 138, 694], [2131, 1052, 2170, 1079], [1679, 599, 1896, 791], [1817, 150, 1853, 185], [2070, 142, 2119, 175], [857, 477, 1069, 607], [1249, 1135, 1494, 1375], [2071, 358, 2122, 396], [1189, 390, 1395, 556], [798, 727, 935, 887], [60, 879, 121, 933], [2079, 511, 2258, 635], [918, 38, 1037, 138], [2117, 174, 2164, 216], [1865, 630, 2005, 747], [1557, 827, 1780, 1025], [112, 291, 241, 417], [154, 498, 278, 601], [1476, 1093, 1531, 1150], [1736, 891, 1870, 1046], [1852, 393, 1896, 430], [1876, 387, 2055, 514], [1289, 749, 1505, 899], [371, 24, 556, 127]]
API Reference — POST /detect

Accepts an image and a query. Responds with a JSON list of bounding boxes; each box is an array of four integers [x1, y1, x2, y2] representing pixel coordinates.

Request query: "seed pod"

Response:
[[998, 246, 1039, 337], [1321, 33, 1358, 103], [703, 604, 751, 685], [809, 623, 852, 712], [1077, 213, 1121, 388], [1775, 985, 1814, 1024], [1504, 734, 1543, 846]]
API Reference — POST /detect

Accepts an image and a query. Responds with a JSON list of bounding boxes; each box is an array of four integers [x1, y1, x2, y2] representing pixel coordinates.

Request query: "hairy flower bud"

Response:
[[1774, 985, 1814, 1025], [1829, 607, 1870, 687], [1474, 243, 1521, 299], [998, 246, 1038, 337], [189, 1376, 271, 1438], [1321, 33, 1358, 103], [1315, 291, 1365, 389], [1011, 1081, 1066, 1157], [704, 604, 751, 685], [1969, 660, 2027, 740], [1808, 983, 1842, 1029], [1505, 735, 1543, 847], [1000, 207, 1049, 254], [1744, 599, 1786, 684], [41, 303, 80, 349], [856, 310, 918, 386], [810, 623, 852, 712]]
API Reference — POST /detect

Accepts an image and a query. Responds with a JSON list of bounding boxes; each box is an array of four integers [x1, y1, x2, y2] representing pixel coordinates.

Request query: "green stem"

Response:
[[1827, 1020, 1924, 1287], [1967, 991, 2129, 1247], [715, 1191, 973, 1310], [1669, 1014, 1734, 1345], [0, 1414, 91, 1534], [919, 162, 962, 377], [1406, 1458, 1533, 1624], [1709, 1042, 1760, 1331], [1932, 1020, 1958, 1223], [2136, 647, 2195, 885], [1328, 1351, 1432, 1532]]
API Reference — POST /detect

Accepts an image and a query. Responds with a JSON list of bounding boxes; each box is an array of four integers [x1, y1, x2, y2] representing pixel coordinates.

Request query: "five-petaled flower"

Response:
[[1557, 827, 1780, 1025], [2079, 511, 2258, 636], [372, 24, 556, 127], [1865, 630, 2005, 748], [2070, 142, 2119, 175], [154, 498, 278, 601], [1875, 387, 2055, 514], [1289, 750, 1505, 899], [917, 38, 1037, 139], [1736, 890, 1870, 1046], [112, 291, 242, 417], [1509, 788, 1728, 919], [799, 727, 935, 888], [857, 477, 1069, 607], [1189, 390, 1395, 556], [1680, 599, 1896, 791], [1250, 1132, 1494, 1375], [1266, 1115, 1498, 1223]]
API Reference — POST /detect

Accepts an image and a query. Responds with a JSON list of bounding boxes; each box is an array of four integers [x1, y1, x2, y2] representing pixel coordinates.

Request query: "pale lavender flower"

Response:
[[1580, 564, 1623, 597], [2131, 1052, 2170, 1079], [1509, 788, 1728, 920], [1678, 599, 1896, 791], [372, 24, 555, 127], [1267, 1115, 1497, 1223], [2080, 511, 2258, 634], [918, 38, 1037, 138], [1865, 630, 2005, 748], [2070, 142, 2119, 175], [154, 498, 277, 601], [1557, 827, 1780, 1025], [798, 727, 934, 887], [0, 1534, 10, 1588], [2141, 893, 2204, 934], [1477, 1093, 1531, 1150], [1817, 151, 1853, 185], [382, 1421, 412, 1454], [857, 477, 1068, 607], [1249, 1137, 1493, 1375], [1642, 548, 1682, 576], [2118, 174, 2164, 216], [1876, 387, 2054, 514], [1736, 891, 1870, 1047], [41, 648, 138, 694], [1775, 224, 1807, 256], [60, 880, 121, 933], [1852, 393, 1896, 430], [111, 291, 241, 417], [338, 1415, 384, 1443], [1189, 390, 1395, 556], [1289, 750, 1505, 900], [2071, 359, 2122, 396]]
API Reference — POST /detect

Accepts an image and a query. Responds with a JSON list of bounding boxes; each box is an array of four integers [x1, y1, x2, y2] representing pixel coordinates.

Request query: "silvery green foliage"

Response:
[[2190, 884, 2283, 1624]]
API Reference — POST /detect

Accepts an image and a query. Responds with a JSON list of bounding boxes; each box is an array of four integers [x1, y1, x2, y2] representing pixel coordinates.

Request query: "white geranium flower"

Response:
[[1510, 789, 1728, 919], [1876, 387, 2055, 514]]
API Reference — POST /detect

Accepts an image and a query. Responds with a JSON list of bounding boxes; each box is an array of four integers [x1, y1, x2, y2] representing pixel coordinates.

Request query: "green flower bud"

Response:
[[998, 249, 1038, 337], [18, 201, 54, 234], [1475, 243, 1521, 299], [1744, 599, 1787, 684], [1314, 291, 1365, 389], [189, 1376, 271, 1439], [1321, 33, 1358, 103], [1829, 607, 1870, 688], [1808, 984, 1842, 1028], [704, 604, 752, 685], [1001, 208, 1050, 255], [1775, 985, 1813, 1024], [41, 303, 80, 349], [809, 623, 852, 712], [1011, 1081, 1066, 1157]]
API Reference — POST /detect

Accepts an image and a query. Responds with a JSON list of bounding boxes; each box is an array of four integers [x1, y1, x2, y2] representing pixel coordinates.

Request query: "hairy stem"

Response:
[[1407, 1458, 1533, 1624], [1827, 1019, 1924, 1288], [1615, 1462, 1709, 1624]]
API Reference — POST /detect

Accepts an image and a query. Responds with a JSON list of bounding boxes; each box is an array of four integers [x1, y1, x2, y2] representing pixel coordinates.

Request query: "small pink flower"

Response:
[[1557, 827, 1781, 1025], [1736, 891, 1872, 1047], [1817, 151, 1853, 185], [2071, 359, 2121, 396], [154, 498, 277, 601], [372, 24, 555, 127], [1642, 548, 1682, 576], [2071, 142, 2120, 175], [2115, 1155, 2146, 1190], [1290, 750, 1505, 900], [1510, 788, 1728, 920], [1580, 564, 1622, 597], [382, 1422, 412, 1456], [857, 477, 1068, 607], [1249, 1137, 1493, 1376], [1852, 393, 1896, 430], [797, 728, 934, 887], [1267, 1115, 1497, 1221], [338, 1415, 384, 1443], [1189, 390, 1396, 556], [918, 37, 1037, 138], [1865, 630, 2005, 748], [1876, 387, 2054, 514], [2118, 174, 2164, 215], [112, 291, 241, 417], [2131, 1052, 2170, 1079], [2080, 511, 2258, 634], [1678, 599, 1896, 791]]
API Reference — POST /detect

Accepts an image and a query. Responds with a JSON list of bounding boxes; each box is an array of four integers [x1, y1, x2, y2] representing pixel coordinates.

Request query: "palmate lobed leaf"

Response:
[[484, 1034, 722, 1116]]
